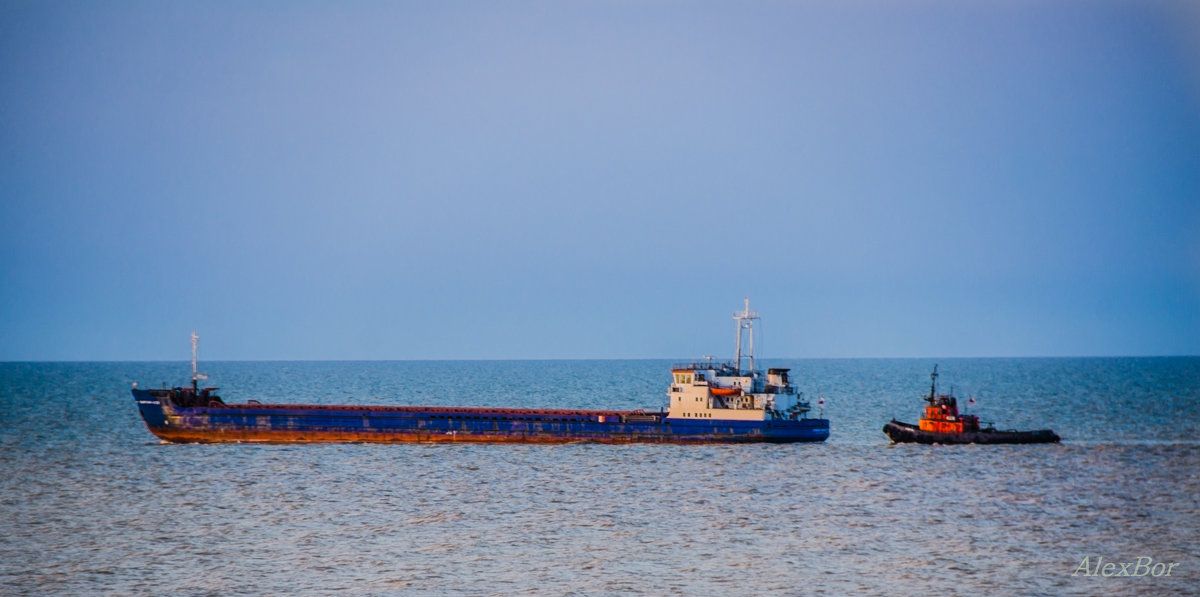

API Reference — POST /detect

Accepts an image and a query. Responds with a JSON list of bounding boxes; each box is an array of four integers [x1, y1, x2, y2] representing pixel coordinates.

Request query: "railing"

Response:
[[671, 361, 737, 372]]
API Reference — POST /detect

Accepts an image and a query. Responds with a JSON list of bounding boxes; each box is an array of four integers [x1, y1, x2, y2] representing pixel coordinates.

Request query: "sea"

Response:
[[1, 358, 1197, 596]]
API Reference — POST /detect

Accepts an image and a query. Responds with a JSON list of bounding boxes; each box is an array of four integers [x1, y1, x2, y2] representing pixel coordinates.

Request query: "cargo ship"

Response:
[[882, 365, 1059, 444], [132, 300, 830, 444]]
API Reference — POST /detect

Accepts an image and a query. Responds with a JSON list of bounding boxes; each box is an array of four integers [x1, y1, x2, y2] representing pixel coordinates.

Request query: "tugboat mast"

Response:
[[733, 297, 760, 374], [927, 364, 939, 403]]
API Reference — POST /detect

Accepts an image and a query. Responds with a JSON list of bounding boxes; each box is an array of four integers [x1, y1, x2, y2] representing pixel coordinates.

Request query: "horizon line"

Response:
[[2, 354, 1197, 364]]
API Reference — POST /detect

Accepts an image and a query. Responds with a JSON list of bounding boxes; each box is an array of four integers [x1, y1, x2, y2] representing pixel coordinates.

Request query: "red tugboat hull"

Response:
[[883, 420, 1060, 445]]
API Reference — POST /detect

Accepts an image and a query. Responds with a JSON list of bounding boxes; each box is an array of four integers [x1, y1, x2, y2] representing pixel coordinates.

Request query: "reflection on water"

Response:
[[1, 358, 1197, 595]]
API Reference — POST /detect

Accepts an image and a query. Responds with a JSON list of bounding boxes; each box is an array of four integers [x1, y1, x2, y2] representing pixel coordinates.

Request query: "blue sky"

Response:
[[2, 1, 1198, 360]]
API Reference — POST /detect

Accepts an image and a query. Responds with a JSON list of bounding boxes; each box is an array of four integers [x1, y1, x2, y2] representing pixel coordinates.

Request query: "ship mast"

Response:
[[191, 331, 208, 392], [733, 297, 760, 374]]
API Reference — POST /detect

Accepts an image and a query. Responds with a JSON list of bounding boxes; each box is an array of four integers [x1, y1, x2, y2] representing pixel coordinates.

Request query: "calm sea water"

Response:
[[1, 358, 1197, 596]]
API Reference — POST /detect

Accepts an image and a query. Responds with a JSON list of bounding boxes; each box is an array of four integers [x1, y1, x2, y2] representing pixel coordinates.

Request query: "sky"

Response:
[[2, 0, 1199, 361]]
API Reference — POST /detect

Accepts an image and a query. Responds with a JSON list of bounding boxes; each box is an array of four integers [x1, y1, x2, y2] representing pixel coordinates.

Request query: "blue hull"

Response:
[[133, 389, 830, 444]]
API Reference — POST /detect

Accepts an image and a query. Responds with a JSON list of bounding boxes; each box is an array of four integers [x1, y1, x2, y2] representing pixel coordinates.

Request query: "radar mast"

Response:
[[733, 297, 760, 374]]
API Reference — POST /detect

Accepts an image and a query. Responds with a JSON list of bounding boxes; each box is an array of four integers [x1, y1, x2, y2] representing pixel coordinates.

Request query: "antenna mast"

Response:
[[733, 297, 760, 374]]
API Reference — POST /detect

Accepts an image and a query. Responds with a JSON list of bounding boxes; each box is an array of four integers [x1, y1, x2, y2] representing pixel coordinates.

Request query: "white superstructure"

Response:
[[667, 299, 812, 421]]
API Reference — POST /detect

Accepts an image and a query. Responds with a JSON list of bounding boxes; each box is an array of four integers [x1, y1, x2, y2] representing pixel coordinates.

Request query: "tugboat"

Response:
[[883, 365, 1059, 444], [131, 300, 830, 444]]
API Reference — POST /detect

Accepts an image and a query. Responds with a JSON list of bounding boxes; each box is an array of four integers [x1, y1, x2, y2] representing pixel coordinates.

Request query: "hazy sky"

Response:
[[2, 1, 1199, 360]]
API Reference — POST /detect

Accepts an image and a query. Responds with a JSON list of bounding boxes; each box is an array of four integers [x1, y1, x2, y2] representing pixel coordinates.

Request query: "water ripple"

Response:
[[1, 359, 1197, 595]]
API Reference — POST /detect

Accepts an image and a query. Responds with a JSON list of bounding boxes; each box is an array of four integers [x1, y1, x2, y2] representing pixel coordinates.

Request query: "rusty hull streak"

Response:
[[147, 427, 758, 444]]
